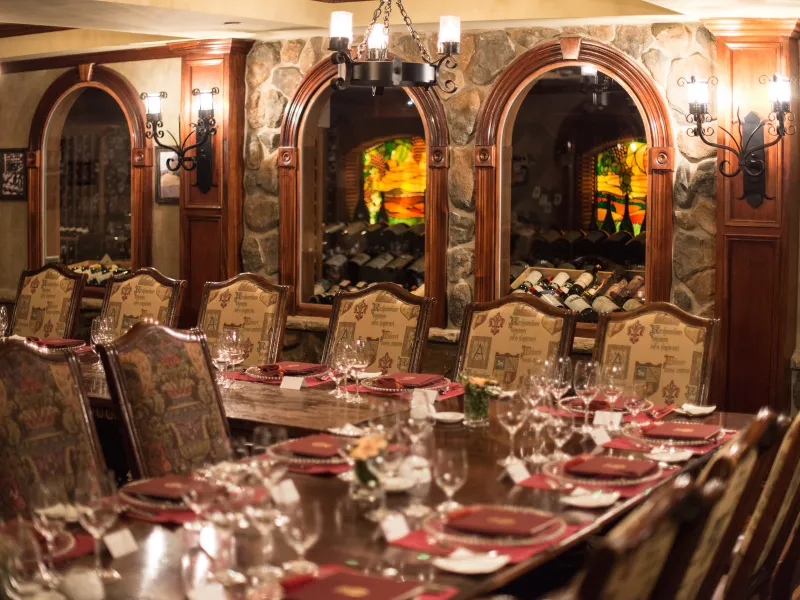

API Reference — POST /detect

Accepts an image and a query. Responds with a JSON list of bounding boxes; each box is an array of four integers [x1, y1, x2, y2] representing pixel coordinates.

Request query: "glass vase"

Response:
[[463, 390, 490, 428]]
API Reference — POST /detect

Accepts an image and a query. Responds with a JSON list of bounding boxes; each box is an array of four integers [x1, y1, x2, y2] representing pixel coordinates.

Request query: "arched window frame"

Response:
[[26, 64, 153, 295], [473, 37, 675, 305], [278, 58, 450, 327]]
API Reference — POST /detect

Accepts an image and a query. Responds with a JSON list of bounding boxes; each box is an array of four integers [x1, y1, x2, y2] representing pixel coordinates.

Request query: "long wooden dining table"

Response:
[[79, 371, 753, 600]]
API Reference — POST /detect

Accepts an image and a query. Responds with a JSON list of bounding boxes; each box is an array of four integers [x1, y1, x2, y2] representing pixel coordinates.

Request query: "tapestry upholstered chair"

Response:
[[652, 408, 786, 600], [320, 283, 435, 374], [97, 323, 231, 478], [197, 273, 291, 368], [453, 295, 578, 388], [723, 412, 800, 600], [100, 267, 186, 339], [10, 263, 86, 339], [567, 474, 724, 600], [593, 302, 720, 407], [0, 339, 106, 519]]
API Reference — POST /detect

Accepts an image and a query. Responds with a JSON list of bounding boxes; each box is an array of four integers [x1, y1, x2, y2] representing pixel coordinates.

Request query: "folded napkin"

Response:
[[258, 362, 327, 377], [563, 455, 658, 479], [285, 434, 344, 458], [123, 475, 215, 501], [445, 506, 556, 538], [569, 395, 627, 412], [439, 382, 464, 400], [258, 364, 284, 377], [26, 337, 85, 349], [53, 532, 95, 563], [624, 406, 675, 424], [391, 523, 584, 564], [388, 373, 446, 388], [371, 376, 406, 390], [643, 422, 722, 441]]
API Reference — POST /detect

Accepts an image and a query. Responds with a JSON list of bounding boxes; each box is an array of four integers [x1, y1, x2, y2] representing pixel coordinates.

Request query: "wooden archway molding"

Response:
[[278, 58, 450, 327], [473, 37, 675, 303], [26, 64, 153, 273]]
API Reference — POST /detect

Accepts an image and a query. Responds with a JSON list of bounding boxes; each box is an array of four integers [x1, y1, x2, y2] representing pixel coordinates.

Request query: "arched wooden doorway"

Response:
[[26, 64, 153, 274], [278, 58, 450, 327], [473, 37, 675, 303]]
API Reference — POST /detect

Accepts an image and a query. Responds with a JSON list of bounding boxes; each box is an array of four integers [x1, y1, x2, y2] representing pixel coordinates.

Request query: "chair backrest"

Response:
[[11, 263, 86, 339], [654, 408, 784, 600], [197, 273, 291, 367], [453, 294, 577, 388], [593, 302, 719, 406], [724, 412, 799, 599], [97, 323, 230, 478], [100, 267, 186, 339], [320, 283, 435, 374], [576, 474, 723, 600], [0, 339, 105, 519]]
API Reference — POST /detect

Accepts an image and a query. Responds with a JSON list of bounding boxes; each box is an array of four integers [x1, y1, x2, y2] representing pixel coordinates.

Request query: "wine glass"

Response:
[[3, 520, 48, 598], [401, 451, 432, 519], [74, 471, 121, 582], [181, 480, 220, 533], [526, 393, 551, 465], [0, 305, 9, 339], [327, 339, 351, 399], [212, 342, 230, 389], [551, 357, 573, 414], [349, 338, 371, 405], [624, 382, 648, 430], [600, 364, 624, 432], [366, 440, 409, 522], [279, 501, 322, 576], [221, 329, 245, 390], [497, 392, 529, 466], [573, 360, 599, 433], [549, 417, 573, 460], [433, 449, 468, 515], [31, 481, 68, 585], [90, 317, 114, 373], [244, 495, 283, 582]]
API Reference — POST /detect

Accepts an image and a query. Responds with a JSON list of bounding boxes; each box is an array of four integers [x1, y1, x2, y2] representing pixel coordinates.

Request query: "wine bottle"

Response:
[[591, 274, 627, 315], [568, 266, 598, 297], [386, 254, 415, 281], [403, 223, 426, 256], [626, 230, 646, 266], [347, 252, 372, 282], [533, 228, 561, 262], [312, 278, 331, 298], [323, 253, 348, 283], [564, 294, 597, 322], [408, 256, 425, 288], [573, 229, 609, 258], [615, 275, 645, 307], [622, 297, 645, 311], [518, 270, 544, 288], [605, 229, 634, 264], [322, 222, 346, 253], [354, 281, 369, 291], [619, 195, 635, 236], [362, 252, 395, 282], [549, 272, 573, 298], [531, 283, 567, 308], [556, 262, 577, 270], [339, 221, 369, 252], [364, 222, 388, 250], [384, 223, 410, 254], [509, 260, 530, 284], [582, 275, 607, 303], [600, 202, 617, 234]]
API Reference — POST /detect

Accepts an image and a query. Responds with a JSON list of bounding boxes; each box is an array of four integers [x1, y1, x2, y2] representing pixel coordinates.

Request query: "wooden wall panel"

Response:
[[184, 214, 223, 321]]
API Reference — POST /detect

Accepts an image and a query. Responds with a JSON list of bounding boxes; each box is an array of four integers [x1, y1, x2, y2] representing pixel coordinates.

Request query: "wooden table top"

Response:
[[78, 368, 753, 599]]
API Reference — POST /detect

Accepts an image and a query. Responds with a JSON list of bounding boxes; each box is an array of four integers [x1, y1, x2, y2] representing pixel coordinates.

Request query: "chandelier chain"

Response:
[[397, 0, 432, 63], [356, 0, 386, 60], [382, 0, 392, 59]]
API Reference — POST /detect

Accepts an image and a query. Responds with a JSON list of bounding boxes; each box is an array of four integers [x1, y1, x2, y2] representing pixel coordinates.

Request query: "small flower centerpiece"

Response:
[[347, 434, 387, 513], [460, 375, 501, 428]]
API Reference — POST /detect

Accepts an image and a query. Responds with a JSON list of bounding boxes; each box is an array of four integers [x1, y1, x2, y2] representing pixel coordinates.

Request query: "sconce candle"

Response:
[[142, 92, 163, 118], [438, 16, 461, 54], [769, 74, 792, 113], [197, 89, 215, 113], [329, 11, 353, 46], [686, 76, 710, 116]]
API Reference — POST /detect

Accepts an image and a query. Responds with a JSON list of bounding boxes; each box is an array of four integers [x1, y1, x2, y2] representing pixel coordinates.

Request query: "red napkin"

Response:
[[288, 463, 350, 476], [123, 475, 215, 501], [624, 406, 675, 424], [284, 571, 422, 600], [54, 532, 95, 562], [445, 506, 556, 537], [388, 373, 446, 388], [275, 362, 328, 377], [519, 467, 678, 499], [371, 376, 406, 390], [285, 434, 344, 458], [26, 338, 85, 349], [563, 455, 658, 479], [391, 523, 585, 564], [643, 422, 722, 441], [439, 382, 464, 400]]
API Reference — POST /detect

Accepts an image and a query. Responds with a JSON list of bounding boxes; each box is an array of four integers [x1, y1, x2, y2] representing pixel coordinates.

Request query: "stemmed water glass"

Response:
[[0, 305, 9, 340], [349, 338, 371, 405], [525, 391, 551, 465], [212, 342, 230, 389], [279, 501, 322, 576], [600, 364, 624, 432], [624, 382, 648, 430], [366, 438, 409, 522], [497, 392, 529, 466], [222, 329, 245, 391], [573, 360, 599, 433], [31, 481, 68, 586], [327, 338, 351, 399], [90, 317, 114, 373], [551, 357, 573, 418], [2, 519, 48, 598], [433, 448, 468, 515], [74, 471, 122, 582], [549, 416, 573, 460]]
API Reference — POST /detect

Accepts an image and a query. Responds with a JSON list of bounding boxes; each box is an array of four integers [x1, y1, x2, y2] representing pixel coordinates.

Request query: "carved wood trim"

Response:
[[559, 37, 582, 60], [77, 63, 94, 82], [473, 38, 675, 303], [26, 65, 153, 269], [278, 58, 450, 326]]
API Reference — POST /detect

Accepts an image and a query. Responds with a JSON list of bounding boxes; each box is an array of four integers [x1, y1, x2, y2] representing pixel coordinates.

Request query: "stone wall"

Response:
[[242, 23, 717, 327]]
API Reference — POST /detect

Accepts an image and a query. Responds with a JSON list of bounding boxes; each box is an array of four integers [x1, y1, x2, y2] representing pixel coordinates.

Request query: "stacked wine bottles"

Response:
[[510, 265, 645, 323], [307, 220, 425, 304], [70, 262, 132, 287]]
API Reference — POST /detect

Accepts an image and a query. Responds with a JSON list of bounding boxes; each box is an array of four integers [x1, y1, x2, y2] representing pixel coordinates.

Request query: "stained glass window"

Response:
[[362, 136, 426, 226], [595, 140, 648, 235]]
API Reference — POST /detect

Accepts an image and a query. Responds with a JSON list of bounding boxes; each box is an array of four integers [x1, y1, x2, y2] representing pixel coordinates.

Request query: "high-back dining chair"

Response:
[[652, 408, 786, 600], [724, 412, 800, 600], [97, 323, 230, 478], [453, 295, 578, 388], [320, 283, 435, 374], [197, 273, 291, 368], [10, 263, 86, 339], [100, 267, 186, 339], [572, 474, 724, 600], [0, 339, 106, 519], [593, 302, 719, 406]]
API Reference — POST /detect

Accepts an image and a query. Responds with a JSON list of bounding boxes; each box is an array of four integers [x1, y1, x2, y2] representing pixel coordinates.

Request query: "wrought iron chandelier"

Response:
[[327, 1, 460, 94]]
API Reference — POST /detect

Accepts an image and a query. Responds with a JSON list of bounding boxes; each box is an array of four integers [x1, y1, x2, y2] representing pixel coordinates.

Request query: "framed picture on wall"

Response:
[[0, 149, 27, 200], [155, 148, 180, 204]]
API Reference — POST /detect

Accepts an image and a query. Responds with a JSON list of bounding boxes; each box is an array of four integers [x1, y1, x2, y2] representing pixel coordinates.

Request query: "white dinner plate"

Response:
[[433, 549, 510, 574], [434, 412, 464, 424], [559, 490, 620, 509], [644, 449, 693, 463]]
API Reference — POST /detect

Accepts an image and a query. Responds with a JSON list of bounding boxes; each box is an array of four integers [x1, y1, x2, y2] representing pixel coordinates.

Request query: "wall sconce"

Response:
[[678, 74, 795, 207], [141, 87, 219, 193], [581, 65, 609, 110]]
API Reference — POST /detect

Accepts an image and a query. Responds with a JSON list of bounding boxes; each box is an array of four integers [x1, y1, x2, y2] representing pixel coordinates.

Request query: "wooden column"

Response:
[[707, 20, 800, 412], [174, 39, 252, 326]]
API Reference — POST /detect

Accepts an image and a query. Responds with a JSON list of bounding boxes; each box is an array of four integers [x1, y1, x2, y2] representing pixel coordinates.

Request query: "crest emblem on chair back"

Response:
[[321, 283, 435, 374], [197, 274, 291, 367], [97, 323, 230, 478], [11, 263, 86, 339], [0, 340, 104, 519]]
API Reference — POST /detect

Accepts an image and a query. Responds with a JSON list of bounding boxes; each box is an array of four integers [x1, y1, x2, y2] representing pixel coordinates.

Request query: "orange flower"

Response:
[[349, 434, 387, 461]]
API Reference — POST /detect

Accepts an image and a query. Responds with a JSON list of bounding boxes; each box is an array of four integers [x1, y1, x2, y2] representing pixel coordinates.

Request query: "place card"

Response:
[[103, 528, 138, 559], [187, 583, 227, 600], [280, 376, 306, 390], [506, 461, 530, 485], [270, 479, 300, 506], [593, 411, 623, 428], [412, 389, 438, 404], [380, 513, 410, 542], [589, 427, 612, 446]]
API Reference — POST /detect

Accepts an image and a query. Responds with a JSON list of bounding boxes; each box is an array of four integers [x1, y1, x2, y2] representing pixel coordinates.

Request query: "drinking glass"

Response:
[[600, 364, 624, 432], [31, 481, 68, 584], [401, 455, 432, 519], [245, 496, 283, 582], [182, 480, 220, 533], [74, 471, 121, 581], [3, 520, 48, 598], [221, 329, 245, 390], [551, 357, 573, 415], [624, 382, 648, 430], [0, 305, 8, 339], [349, 338, 371, 404], [279, 501, 322, 576], [526, 393, 551, 465], [334, 339, 357, 400], [549, 417, 573, 460], [433, 449, 468, 515], [212, 343, 230, 389], [90, 317, 114, 373], [366, 440, 408, 522], [497, 392, 529, 466], [573, 360, 599, 433]]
